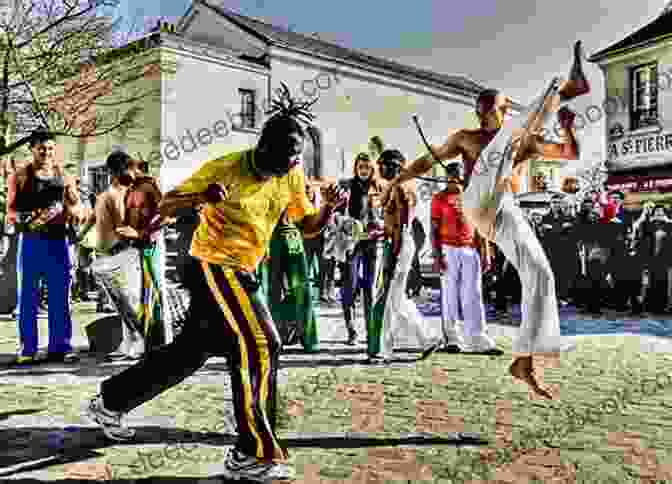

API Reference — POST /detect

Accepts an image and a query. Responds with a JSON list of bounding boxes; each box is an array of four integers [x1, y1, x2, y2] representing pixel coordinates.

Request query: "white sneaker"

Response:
[[442, 327, 465, 348], [127, 337, 145, 359], [461, 334, 501, 353], [83, 395, 135, 441], [221, 448, 295, 482]]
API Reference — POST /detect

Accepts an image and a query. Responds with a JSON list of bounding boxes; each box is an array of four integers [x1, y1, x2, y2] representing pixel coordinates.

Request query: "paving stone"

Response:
[[1, 303, 672, 481]]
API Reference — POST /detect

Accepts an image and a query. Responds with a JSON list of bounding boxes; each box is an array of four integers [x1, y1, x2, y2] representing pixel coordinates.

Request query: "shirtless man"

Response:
[[118, 162, 175, 349], [83, 152, 147, 359], [373, 149, 441, 362], [389, 41, 589, 398]]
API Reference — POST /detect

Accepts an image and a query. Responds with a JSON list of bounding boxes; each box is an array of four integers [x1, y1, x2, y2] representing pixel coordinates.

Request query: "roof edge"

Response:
[[197, 1, 495, 98], [589, 34, 672, 63], [188, 1, 528, 108], [199, 0, 273, 45], [270, 44, 483, 100]]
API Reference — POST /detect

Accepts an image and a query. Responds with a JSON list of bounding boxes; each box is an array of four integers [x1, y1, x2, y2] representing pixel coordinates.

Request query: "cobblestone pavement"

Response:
[[0, 300, 672, 482]]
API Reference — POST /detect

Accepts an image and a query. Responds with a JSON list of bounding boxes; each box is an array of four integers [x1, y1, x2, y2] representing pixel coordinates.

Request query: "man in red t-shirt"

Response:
[[431, 162, 501, 354]]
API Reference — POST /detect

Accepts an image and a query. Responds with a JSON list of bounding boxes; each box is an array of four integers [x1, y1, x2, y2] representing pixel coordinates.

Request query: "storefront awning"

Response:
[[606, 172, 672, 192]]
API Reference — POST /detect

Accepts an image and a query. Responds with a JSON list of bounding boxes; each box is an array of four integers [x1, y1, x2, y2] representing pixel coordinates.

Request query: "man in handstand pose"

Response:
[[83, 86, 345, 482], [389, 41, 589, 398]]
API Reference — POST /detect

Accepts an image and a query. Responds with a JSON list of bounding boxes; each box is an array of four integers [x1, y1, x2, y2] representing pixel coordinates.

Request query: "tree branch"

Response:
[[15, 0, 100, 50]]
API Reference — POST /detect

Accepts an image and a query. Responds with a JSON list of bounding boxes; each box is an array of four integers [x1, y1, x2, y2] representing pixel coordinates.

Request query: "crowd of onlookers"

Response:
[[3, 130, 670, 369], [160, 183, 672, 323], [497, 192, 672, 316], [1, 131, 172, 365], [7, 172, 671, 325]]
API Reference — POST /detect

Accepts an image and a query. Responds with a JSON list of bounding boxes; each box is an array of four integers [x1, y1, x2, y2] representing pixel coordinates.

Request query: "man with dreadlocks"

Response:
[[389, 41, 589, 399], [83, 85, 346, 482]]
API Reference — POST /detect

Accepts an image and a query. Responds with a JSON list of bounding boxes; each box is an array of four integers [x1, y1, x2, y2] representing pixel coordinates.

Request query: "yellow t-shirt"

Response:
[[175, 149, 317, 271]]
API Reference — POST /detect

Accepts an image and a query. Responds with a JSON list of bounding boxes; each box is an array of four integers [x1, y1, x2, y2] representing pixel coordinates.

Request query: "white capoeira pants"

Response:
[[439, 245, 496, 351], [464, 78, 576, 354], [91, 246, 145, 356], [380, 228, 439, 358]]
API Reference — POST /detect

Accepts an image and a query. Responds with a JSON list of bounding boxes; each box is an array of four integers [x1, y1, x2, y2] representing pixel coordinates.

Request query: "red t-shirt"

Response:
[[431, 190, 476, 248]]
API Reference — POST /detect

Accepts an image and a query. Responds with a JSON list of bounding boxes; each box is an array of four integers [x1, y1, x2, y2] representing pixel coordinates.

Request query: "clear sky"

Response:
[[114, 0, 672, 165]]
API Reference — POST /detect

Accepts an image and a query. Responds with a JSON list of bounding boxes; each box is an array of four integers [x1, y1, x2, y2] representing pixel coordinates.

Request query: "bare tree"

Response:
[[0, 0, 166, 158]]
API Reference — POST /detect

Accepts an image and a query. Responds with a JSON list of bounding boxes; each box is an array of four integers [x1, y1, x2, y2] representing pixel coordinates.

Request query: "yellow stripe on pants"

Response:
[[201, 262, 264, 458], [223, 270, 284, 458]]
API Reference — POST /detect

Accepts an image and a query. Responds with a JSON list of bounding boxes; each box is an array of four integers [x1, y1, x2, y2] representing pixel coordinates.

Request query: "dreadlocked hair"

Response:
[[259, 82, 317, 143]]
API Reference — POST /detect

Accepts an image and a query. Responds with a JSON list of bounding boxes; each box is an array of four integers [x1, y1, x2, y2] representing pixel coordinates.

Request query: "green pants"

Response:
[[140, 245, 167, 350], [303, 236, 322, 302], [369, 240, 394, 356], [269, 223, 319, 352], [257, 257, 271, 302]]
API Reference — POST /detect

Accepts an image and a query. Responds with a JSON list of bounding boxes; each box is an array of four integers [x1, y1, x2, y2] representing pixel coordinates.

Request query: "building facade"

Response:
[[590, 3, 672, 209], [60, 0, 526, 249]]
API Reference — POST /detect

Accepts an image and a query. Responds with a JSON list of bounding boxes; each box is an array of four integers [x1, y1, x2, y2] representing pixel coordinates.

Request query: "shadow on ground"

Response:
[[0, 347, 440, 377], [1, 426, 486, 480]]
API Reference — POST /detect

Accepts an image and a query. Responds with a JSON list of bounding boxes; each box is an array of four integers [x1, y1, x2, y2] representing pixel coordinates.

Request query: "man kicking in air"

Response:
[[389, 41, 589, 398], [83, 85, 345, 482]]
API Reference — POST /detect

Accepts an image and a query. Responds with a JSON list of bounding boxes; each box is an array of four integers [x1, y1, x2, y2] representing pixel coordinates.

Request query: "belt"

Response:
[[108, 241, 132, 256], [440, 242, 476, 248], [106, 240, 157, 256]]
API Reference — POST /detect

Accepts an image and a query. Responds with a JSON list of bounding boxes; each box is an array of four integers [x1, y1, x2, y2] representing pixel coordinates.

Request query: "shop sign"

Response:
[[607, 177, 672, 192]]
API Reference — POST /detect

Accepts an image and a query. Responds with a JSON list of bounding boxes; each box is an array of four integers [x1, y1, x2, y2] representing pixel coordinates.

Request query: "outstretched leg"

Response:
[[494, 198, 568, 399], [559, 40, 590, 101]]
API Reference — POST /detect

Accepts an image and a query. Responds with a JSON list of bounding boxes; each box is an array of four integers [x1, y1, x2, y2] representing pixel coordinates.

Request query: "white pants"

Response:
[[91, 246, 145, 356], [439, 245, 496, 351], [380, 229, 439, 358], [464, 78, 575, 354]]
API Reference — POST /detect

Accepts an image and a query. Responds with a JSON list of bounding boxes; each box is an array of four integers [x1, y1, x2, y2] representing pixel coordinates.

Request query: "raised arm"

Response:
[[300, 184, 346, 237], [395, 130, 464, 185]]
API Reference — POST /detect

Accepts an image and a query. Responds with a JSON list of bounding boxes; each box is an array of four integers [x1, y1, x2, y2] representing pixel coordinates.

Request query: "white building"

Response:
[[589, 2, 672, 208], [71, 0, 520, 251], [159, 0, 519, 233]]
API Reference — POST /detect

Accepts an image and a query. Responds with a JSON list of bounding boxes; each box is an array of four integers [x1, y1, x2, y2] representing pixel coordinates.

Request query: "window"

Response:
[[238, 89, 256, 129], [631, 63, 659, 130]]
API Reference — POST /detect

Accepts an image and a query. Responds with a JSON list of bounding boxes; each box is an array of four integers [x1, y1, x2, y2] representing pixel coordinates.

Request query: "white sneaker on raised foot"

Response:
[[221, 448, 295, 482], [83, 395, 135, 441]]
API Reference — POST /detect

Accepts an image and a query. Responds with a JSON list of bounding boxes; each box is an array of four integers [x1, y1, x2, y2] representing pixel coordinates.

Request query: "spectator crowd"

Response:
[[499, 192, 672, 317], [3, 129, 671, 370]]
